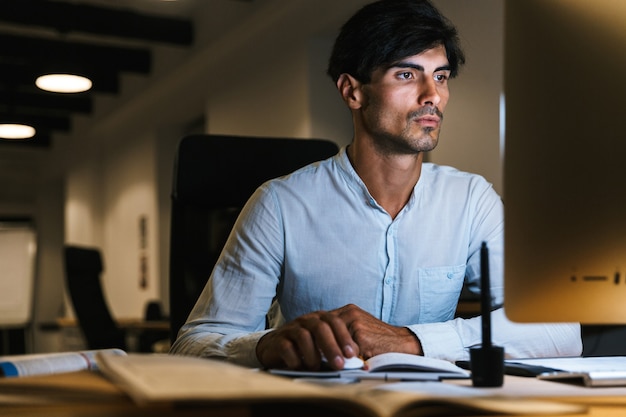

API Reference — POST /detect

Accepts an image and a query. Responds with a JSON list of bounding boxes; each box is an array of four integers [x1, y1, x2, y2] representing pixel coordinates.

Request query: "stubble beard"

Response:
[[368, 107, 443, 157]]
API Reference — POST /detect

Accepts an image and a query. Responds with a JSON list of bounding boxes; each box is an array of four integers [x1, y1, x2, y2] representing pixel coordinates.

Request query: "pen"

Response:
[[480, 241, 491, 349], [469, 241, 504, 387]]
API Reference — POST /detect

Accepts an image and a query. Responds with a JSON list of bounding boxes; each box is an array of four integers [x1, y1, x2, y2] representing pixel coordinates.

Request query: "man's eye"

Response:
[[399, 71, 413, 80], [435, 73, 449, 83]]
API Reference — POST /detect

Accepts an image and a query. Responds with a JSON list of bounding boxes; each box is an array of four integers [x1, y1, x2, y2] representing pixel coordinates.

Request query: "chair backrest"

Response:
[[169, 134, 339, 343], [64, 245, 127, 350]]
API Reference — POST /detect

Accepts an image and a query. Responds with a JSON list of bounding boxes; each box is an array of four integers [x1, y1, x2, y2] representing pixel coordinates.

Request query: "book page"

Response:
[[268, 353, 469, 381], [366, 352, 469, 375], [98, 353, 338, 403]]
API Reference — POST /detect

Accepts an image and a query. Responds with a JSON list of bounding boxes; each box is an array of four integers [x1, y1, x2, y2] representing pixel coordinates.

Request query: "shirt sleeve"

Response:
[[169, 185, 283, 367], [408, 309, 582, 361], [170, 327, 271, 367]]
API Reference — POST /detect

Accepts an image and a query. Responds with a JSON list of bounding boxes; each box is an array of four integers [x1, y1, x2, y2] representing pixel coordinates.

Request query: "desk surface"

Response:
[[2, 369, 626, 417], [56, 317, 170, 331]]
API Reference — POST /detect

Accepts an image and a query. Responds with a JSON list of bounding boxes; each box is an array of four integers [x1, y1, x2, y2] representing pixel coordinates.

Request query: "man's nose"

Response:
[[418, 77, 441, 107]]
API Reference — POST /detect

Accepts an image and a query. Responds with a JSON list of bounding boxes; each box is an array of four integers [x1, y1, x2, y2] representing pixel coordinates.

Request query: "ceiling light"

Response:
[[0, 124, 36, 139], [35, 73, 92, 93]]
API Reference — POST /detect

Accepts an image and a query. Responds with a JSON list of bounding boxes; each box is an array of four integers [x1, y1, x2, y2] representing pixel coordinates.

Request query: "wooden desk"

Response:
[[447, 376, 626, 416], [56, 317, 170, 332], [2, 369, 626, 417]]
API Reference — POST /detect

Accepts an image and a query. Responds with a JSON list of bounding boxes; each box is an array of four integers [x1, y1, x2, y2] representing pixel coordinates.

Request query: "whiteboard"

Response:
[[0, 223, 36, 327]]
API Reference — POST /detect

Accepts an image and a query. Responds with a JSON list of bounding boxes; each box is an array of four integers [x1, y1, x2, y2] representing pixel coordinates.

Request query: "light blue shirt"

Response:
[[170, 147, 581, 366]]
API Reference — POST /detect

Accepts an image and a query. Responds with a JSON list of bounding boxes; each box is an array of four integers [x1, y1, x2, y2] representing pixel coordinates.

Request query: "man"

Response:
[[170, 0, 581, 370]]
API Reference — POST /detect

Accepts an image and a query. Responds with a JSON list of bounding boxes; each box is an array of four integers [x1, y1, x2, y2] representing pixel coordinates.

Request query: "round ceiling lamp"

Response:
[[35, 73, 92, 93], [0, 124, 36, 139]]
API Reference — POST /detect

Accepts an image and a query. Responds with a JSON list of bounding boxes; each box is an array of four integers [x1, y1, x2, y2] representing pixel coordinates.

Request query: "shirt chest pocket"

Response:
[[417, 264, 466, 322]]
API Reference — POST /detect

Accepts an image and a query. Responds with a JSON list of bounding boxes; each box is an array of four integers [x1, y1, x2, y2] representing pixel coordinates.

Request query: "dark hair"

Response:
[[327, 0, 465, 83]]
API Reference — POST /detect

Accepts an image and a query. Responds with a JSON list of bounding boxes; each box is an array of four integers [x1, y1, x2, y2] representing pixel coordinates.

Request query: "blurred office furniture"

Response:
[[0, 220, 37, 354], [138, 300, 170, 353], [64, 245, 127, 351], [169, 134, 339, 343]]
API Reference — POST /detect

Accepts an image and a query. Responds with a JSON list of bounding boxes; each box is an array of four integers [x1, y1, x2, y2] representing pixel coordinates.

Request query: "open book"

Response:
[[270, 352, 469, 381], [0, 349, 126, 378], [96, 353, 583, 417]]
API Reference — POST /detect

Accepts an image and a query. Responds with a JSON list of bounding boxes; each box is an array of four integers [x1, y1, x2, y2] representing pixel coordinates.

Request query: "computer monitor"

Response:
[[503, 0, 626, 324]]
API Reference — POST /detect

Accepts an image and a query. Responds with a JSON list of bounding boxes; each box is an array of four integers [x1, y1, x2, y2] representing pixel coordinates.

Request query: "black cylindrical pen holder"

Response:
[[470, 345, 504, 387]]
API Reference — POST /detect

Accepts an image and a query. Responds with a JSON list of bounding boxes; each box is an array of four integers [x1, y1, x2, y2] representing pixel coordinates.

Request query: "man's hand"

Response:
[[256, 309, 359, 370], [256, 304, 423, 370], [335, 304, 423, 359]]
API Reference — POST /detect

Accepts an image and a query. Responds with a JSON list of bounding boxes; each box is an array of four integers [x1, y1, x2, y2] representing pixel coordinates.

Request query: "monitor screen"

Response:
[[503, 0, 626, 324]]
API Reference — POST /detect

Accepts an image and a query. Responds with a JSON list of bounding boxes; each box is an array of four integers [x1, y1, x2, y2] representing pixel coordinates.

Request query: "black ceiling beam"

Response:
[[0, 32, 147, 93], [0, 89, 92, 115], [0, 62, 121, 94], [0, 33, 151, 74], [0, 132, 50, 147], [14, 91, 92, 114], [0, 111, 71, 132], [0, 0, 193, 46]]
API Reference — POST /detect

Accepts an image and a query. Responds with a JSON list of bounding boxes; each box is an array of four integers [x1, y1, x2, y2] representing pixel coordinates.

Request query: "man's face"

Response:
[[359, 44, 451, 155]]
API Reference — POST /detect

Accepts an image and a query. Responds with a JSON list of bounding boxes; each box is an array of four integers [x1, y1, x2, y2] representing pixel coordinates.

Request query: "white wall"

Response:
[[100, 132, 160, 317], [204, 0, 368, 140], [65, 150, 104, 246], [431, 0, 504, 194], [207, 47, 311, 137], [48, 0, 504, 348], [308, 37, 354, 147], [32, 179, 65, 352]]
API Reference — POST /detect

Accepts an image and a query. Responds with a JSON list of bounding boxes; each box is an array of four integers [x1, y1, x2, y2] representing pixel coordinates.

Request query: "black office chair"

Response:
[[169, 134, 339, 343], [64, 245, 127, 350]]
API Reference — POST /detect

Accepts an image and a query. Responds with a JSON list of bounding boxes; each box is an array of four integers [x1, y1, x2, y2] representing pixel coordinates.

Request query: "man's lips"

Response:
[[415, 116, 440, 127], [409, 106, 443, 128]]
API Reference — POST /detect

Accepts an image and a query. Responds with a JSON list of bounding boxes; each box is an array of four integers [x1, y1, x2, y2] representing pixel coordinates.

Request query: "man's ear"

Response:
[[336, 73, 364, 110]]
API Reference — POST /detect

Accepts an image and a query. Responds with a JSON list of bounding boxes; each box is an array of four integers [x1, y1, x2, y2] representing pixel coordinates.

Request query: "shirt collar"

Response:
[[334, 145, 420, 217]]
